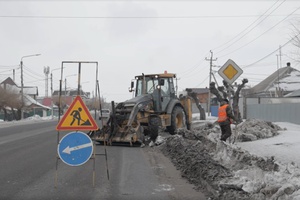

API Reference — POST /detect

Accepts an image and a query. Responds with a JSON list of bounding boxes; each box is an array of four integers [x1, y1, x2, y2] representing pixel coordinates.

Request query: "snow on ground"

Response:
[[237, 122, 300, 167], [195, 115, 300, 167], [191, 114, 300, 167], [158, 114, 300, 199], [2, 113, 300, 199], [0, 115, 56, 128]]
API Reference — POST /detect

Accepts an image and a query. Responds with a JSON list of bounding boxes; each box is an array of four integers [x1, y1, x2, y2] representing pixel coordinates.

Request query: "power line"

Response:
[[0, 14, 298, 19], [0, 65, 19, 68], [213, 0, 285, 54], [23, 65, 44, 78], [218, 6, 300, 59], [193, 75, 209, 88], [25, 78, 46, 83], [0, 68, 16, 73], [244, 32, 300, 68], [0, 0, 239, 1]]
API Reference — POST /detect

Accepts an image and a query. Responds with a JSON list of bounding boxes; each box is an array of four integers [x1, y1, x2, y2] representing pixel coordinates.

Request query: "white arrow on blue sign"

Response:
[[57, 131, 93, 166]]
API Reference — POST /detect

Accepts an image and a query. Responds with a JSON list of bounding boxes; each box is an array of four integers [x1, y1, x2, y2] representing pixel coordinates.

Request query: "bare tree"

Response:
[[0, 87, 22, 120], [185, 89, 206, 120], [290, 23, 300, 63], [209, 79, 248, 123]]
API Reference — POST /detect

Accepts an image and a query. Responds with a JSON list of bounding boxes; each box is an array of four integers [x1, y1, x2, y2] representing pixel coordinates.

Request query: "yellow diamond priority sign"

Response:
[[218, 59, 243, 84]]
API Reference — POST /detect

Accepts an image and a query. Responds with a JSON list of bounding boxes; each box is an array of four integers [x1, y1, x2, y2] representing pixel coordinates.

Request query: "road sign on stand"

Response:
[[57, 131, 93, 166], [56, 96, 98, 131], [218, 59, 243, 84]]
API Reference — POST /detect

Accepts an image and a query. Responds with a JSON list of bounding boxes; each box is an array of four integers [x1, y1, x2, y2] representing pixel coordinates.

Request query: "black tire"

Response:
[[148, 116, 160, 141], [167, 106, 186, 135]]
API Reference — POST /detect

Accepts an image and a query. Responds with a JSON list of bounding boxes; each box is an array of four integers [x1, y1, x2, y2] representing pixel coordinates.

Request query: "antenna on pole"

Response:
[[44, 66, 50, 97]]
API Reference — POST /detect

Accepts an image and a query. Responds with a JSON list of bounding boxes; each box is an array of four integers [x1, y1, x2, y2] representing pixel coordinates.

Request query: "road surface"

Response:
[[0, 119, 206, 199]]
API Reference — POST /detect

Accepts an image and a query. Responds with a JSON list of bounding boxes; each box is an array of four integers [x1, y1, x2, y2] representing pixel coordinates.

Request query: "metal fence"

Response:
[[185, 97, 300, 124], [245, 97, 300, 125]]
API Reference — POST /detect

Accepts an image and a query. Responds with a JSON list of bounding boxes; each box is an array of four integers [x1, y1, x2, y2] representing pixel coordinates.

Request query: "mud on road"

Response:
[[155, 119, 300, 200]]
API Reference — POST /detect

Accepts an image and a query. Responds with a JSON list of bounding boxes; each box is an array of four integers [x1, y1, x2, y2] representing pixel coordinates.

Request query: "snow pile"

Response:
[[0, 115, 55, 128], [157, 120, 300, 199], [159, 134, 250, 199], [191, 119, 283, 143], [25, 115, 57, 121], [25, 115, 43, 120], [237, 119, 284, 142]]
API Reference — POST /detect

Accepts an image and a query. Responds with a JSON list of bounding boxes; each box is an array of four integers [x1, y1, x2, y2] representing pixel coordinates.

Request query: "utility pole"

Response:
[[50, 67, 61, 119], [65, 78, 67, 101], [51, 73, 53, 98], [276, 54, 280, 97], [276, 45, 282, 97], [279, 45, 282, 69], [20, 54, 41, 119], [21, 60, 24, 119], [205, 50, 217, 116]]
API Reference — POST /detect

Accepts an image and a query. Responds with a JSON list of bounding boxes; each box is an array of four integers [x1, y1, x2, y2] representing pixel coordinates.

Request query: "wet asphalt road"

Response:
[[0, 120, 205, 200]]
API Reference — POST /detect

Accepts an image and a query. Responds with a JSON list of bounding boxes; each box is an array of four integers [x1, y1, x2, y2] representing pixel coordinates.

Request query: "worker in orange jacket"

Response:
[[217, 99, 237, 142]]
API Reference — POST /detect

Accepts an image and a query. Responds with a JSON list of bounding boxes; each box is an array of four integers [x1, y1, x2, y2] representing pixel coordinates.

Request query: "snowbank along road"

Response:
[[154, 117, 300, 200]]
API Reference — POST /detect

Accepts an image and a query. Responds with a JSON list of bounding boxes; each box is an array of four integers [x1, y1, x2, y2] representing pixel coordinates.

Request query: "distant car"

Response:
[[99, 109, 110, 120]]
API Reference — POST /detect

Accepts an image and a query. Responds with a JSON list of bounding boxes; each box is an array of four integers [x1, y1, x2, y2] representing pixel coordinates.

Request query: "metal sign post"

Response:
[[57, 131, 93, 166], [54, 61, 109, 188]]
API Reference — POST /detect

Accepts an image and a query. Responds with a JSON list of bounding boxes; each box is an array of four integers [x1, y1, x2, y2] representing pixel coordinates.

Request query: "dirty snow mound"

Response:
[[158, 121, 300, 200], [237, 118, 284, 142], [191, 119, 283, 143], [159, 134, 250, 199]]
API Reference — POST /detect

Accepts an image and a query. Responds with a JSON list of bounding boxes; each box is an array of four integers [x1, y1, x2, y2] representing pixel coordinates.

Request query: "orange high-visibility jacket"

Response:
[[217, 104, 228, 122]]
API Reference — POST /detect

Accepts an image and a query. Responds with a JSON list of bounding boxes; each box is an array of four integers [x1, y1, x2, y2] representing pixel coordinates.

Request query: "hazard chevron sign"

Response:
[[56, 96, 98, 131]]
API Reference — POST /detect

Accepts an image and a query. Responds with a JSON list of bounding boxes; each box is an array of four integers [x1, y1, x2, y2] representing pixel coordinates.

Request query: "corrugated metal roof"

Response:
[[285, 89, 300, 97], [245, 65, 300, 97]]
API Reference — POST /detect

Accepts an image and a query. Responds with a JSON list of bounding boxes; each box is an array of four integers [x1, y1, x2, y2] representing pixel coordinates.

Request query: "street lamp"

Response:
[[20, 54, 41, 119]]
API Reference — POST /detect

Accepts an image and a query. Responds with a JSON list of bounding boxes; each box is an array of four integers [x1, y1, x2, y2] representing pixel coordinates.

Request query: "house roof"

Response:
[[52, 89, 90, 98], [1, 77, 17, 86], [186, 88, 209, 94], [41, 97, 52, 107], [285, 89, 300, 97], [24, 94, 51, 110], [0, 77, 38, 96], [246, 63, 300, 97]]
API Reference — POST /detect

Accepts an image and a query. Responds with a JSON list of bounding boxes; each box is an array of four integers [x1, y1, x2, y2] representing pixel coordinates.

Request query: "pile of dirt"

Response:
[[157, 120, 300, 200]]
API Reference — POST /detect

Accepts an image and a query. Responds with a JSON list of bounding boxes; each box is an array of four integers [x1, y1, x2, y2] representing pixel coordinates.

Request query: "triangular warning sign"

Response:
[[56, 96, 98, 131]]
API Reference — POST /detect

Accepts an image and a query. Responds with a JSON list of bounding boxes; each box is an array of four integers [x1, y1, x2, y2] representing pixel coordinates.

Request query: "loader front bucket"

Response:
[[91, 125, 145, 147]]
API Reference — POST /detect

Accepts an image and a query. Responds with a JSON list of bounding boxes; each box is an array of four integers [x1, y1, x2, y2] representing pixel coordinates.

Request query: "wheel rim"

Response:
[[176, 113, 183, 128]]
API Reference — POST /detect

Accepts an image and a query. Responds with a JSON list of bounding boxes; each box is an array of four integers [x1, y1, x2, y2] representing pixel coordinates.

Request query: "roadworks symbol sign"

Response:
[[56, 96, 98, 131]]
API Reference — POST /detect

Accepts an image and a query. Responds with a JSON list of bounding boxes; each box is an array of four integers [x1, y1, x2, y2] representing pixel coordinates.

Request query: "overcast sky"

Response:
[[0, 0, 299, 102]]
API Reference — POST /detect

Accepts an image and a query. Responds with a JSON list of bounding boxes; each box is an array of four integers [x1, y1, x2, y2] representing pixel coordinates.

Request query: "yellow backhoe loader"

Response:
[[89, 71, 193, 146]]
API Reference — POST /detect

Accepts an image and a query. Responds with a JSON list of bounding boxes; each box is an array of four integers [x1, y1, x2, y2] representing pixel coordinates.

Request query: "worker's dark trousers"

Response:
[[220, 124, 232, 141]]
